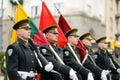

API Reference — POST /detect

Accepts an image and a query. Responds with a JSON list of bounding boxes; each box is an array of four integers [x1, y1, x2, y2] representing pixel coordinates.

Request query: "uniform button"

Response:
[[31, 53, 33, 55], [32, 61, 34, 63]]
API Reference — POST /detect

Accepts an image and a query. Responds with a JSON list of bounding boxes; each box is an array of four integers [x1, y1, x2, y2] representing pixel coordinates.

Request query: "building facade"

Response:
[[1, 0, 116, 51], [105, 0, 120, 40]]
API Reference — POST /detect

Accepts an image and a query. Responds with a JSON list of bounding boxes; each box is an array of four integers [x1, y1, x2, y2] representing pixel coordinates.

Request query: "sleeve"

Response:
[[63, 48, 90, 77], [83, 58, 102, 76], [39, 46, 71, 76], [94, 52, 102, 68], [6, 45, 22, 80]]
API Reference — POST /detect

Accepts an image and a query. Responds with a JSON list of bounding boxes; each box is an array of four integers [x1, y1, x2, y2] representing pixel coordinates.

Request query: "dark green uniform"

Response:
[[39, 44, 78, 80], [86, 47, 97, 61], [6, 38, 42, 80], [95, 48, 120, 80], [63, 45, 90, 80], [63, 45, 103, 80]]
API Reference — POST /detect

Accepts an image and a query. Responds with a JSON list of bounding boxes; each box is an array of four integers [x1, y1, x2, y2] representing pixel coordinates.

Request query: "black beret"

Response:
[[96, 36, 106, 43], [80, 32, 91, 40], [65, 28, 78, 37], [43, 25, 58, 33], [13, 19, 30, 30]]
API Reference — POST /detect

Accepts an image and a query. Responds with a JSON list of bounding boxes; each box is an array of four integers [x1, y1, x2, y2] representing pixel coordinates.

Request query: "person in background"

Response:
[[95, 36, 120, 80], [79, 32, 97, 61], [61, 28, 109, 80], [63, 28, 94, 80]]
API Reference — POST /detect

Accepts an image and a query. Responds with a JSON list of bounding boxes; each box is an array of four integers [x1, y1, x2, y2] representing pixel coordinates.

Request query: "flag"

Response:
[[33, 31, 50, 46], [58, 14, 88, 62], [38, 1, 67, 48], [28, 17, 38, 39], [10, 3, 39, 44], [10, 3, 28, 44]]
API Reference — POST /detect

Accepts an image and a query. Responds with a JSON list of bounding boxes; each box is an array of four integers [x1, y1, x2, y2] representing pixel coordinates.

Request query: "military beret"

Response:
[[96, 36, 106, 43], [65, 28, 78, 37], [43, 25, 58, 33], [79, 32, 91, 40], [13, 19, 30, 30]]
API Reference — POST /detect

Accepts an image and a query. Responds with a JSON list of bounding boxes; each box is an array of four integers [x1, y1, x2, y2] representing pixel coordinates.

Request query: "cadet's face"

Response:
[[45, 29, 58, 43], [82, 39, 92, 47], [17, 27, 31, 41], [98, 42, 108, 50], [68, 35, 79, 46]]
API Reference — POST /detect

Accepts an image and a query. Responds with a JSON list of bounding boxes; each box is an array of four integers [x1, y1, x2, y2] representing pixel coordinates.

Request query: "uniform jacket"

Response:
[[63, 45, 90, 80], [63, 45, 102, 78], [95, 48, 120, 73], [39, 43, 72, 80], [6, 38, 42, 80]]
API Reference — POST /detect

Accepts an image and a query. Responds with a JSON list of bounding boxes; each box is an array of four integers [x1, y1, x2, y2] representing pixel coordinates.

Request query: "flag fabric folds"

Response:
[[58, 14, 88, 62], [37, 1, 67, 48], [10, 3, 39, 44], [28, 17, 38, 39], [33, 31, 50, 46], [10, 3, 28, 44]]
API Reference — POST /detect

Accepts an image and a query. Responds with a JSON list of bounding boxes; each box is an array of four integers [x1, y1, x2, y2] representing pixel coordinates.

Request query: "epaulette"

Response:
[[12, 41, 19, 47]]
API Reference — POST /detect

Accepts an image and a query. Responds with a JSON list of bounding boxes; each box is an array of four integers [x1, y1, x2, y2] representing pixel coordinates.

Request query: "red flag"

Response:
[[39, 1, 67, 48], [33, 31, 50, 46], [58, 14, 88, 62], [39, 2, 56, 31]]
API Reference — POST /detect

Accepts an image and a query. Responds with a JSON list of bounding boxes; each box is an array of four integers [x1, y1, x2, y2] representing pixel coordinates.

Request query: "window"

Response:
[[31, 6, 40, 17]]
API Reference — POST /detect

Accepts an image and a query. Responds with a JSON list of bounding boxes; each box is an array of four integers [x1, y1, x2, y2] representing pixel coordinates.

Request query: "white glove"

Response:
[[44, 62, 54, 72], [101, 70, 107, 80], [117, 68, 120, 73], [104, 70, 111, 75], [87, 73, 94, 80], [69, 69, 78, 80]]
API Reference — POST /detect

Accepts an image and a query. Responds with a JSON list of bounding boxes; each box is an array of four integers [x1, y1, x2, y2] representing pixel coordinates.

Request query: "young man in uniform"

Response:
[[6, 19, 53, 80], [80, 32, 97, 62], [39, 25, 78, 80], [95, 36, 120, 80], [61, 28, 109, 80]]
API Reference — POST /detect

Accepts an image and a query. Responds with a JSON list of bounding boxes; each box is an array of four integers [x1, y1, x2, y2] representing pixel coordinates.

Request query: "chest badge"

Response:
[[41, 49, 47, 54], [65, 51, 69, 56]]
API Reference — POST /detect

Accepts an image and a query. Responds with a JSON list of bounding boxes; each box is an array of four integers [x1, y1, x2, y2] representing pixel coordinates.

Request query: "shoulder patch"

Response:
[[41, 49, 47, 54], [93, 55, 97, 59], [64, 51, 69, 56], [8, 49, 13, 56]]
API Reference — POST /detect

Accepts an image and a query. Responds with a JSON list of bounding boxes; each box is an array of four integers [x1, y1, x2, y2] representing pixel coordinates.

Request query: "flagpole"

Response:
[[67, 43, 82, 65], [14, 0, 19, 4], [8, 15, 15, 23], [54, 6, 83, 65], [49, 45, 65, 64], [53, 4, 61, 15]]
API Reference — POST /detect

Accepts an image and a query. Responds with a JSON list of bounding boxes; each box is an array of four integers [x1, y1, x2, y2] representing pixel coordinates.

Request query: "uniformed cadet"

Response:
[[6, 19, 53, 80], [61, 28, 109, 80], [80, 32, 97, 61], [62, 28, 94, 80], [95, 36, 120, 80], [39, 25, 78, 80]]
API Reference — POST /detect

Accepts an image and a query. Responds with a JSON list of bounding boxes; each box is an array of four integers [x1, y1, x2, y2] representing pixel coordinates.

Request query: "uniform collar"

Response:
[[17, 38, 29, 48]]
